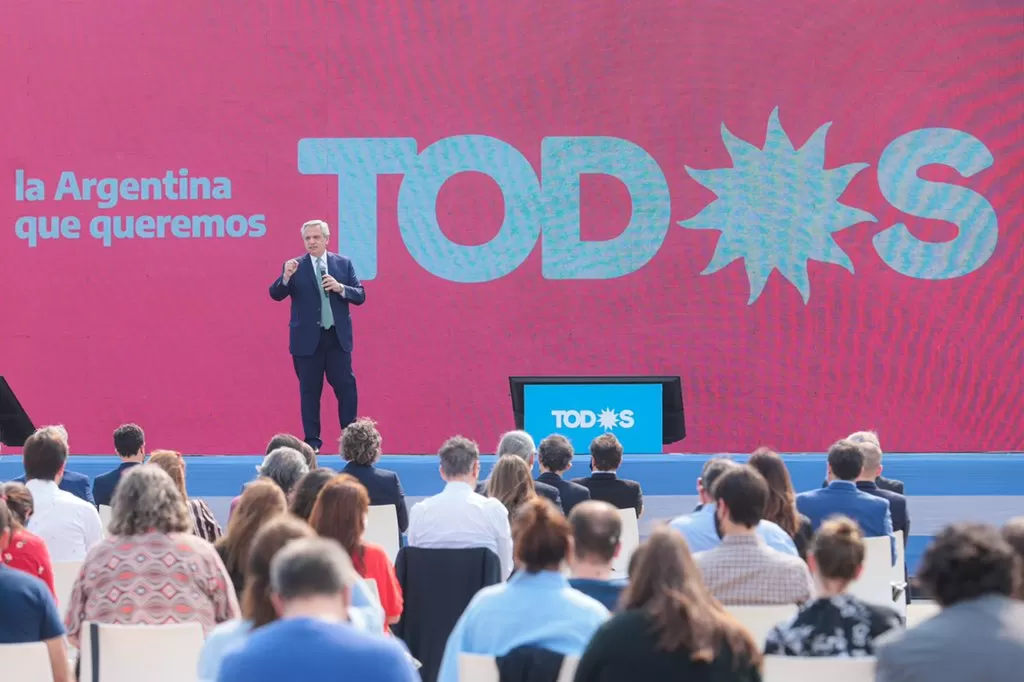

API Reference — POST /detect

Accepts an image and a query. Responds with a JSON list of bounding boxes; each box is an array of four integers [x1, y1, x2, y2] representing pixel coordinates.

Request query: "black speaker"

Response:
[[0, 377, 35, 447]]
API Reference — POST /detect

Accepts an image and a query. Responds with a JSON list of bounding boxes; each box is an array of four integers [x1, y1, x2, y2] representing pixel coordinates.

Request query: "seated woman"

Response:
[[215, 479, 288, 597], [437, 497, 610, 682], [309, 474, 403, 628], [748, 448, 814, 560], [765, 516, 903, 657], [64, 465, 238, 646], [487, 455, 537, 521], [0, 482, 55, 597], [339, 418, 409, 534], [288, 468, 337, 521], [575, 526, 762, 682], [149, 450, 222, 543]]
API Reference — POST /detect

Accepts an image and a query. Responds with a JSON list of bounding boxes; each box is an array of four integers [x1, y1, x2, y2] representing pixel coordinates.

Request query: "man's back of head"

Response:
[[438, 435, 480, 483], [270, 536, 358, 619], [847, 430, 881, 449], [569, 500, 621, 570], [538, 434, 574, 474], [855, 440, 884, 481], [712, 465, 769, 532], [496, 430, 536, 465], [589, 433, 623, 472], [919, 523, 1017, 608], [827, 439, 865, 482], [23, 430, 69, 482], [698, 457, 739, 502], [113, 423, 146, 460]]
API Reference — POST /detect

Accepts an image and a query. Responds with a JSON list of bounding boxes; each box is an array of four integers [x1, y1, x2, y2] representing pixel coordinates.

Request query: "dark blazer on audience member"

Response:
[[822, 475, 905, 495], [341, 461, 409, 533], [476, 478, 563, 512], [571, 472, 643, 517], [13, 471, 95, 506], [857, 480, 909, 541], [92, 462, 142, 507], [536, 472, 591, 515]]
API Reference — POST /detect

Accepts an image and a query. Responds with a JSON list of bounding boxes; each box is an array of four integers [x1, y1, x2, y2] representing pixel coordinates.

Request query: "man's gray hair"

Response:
[[35, 425, 69, 446], [270, 537, 357, 601], [847, 430, 881, 450], [109, 465, 191, 536], [301, 219, 330, 239], [856, 440, 884, 474], [258, 447, 310, 494], [438, 435, 480, 478], [496, 430, 536, 462]]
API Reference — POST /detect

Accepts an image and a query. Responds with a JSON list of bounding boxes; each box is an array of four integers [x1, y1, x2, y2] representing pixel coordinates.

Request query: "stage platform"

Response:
[[3, 453, 1022, 575]]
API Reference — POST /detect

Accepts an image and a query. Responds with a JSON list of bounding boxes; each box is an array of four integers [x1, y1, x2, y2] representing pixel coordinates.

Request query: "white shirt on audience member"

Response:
[[407, 481, 513, 578], [25, 479, 104, 562]]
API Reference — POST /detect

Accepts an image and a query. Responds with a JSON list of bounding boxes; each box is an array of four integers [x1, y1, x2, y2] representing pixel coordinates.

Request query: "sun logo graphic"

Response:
[[680, 107, 877, 304], [551, 408, 635, 431]]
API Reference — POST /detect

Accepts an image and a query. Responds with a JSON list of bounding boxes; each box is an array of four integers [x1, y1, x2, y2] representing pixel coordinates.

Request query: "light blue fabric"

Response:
[[436, 571, 609, 682], [669, 503, 799, 555]]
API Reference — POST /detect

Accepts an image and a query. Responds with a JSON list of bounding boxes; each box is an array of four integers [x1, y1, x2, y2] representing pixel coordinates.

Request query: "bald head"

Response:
[[569, 500, 622, 565]]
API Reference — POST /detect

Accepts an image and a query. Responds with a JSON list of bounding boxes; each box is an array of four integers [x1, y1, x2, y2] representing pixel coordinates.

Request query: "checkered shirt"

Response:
[[695, 534, 815, 605]]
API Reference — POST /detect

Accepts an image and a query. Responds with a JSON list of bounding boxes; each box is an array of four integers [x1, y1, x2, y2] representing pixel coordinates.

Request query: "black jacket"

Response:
[[571, 473, 643, 517], [498, 646, 566, 682], [536, 472, 591, 515], [341, 461, 409, 533], [477, 479, 563, 512]]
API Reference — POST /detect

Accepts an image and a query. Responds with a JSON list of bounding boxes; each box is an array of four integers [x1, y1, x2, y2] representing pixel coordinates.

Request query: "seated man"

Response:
[[695, 466, 814, 605], [407, 436, 514, 578], [93, 423, 146, 507], [670, 458, 798, 556], [798, 439, 895, 563], [536, 434, 591, 515], [572, 434, 642, 517], [11, 425, 94, 505], [476, 430, 562, 511], [339, 418, 409, 534], [568, 500, 626, 610]]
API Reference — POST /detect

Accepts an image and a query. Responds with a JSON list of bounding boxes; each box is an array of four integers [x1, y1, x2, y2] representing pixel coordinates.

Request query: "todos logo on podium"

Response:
[[524, 384, 662, 454]]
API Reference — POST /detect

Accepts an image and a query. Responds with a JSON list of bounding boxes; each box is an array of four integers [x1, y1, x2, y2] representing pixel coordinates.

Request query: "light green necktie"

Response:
[[316, 257, 335, 330]]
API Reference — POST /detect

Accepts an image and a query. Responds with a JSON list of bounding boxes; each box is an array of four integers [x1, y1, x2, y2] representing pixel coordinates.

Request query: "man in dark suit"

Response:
[[93, 423, 146, 507], [475, 431, 562, 511], [11, 424, 94, 505], [339, 418, 409, 534], [822, 430, 905, 494], [536, 434, 590, 515], [572, 433, 643, 517], [270, 219, 365, 452], [854, 440, 909, 542]]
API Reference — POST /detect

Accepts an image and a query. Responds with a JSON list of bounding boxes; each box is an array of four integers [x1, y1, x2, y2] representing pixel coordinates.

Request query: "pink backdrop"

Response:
[[2, 0, 1022, 454]]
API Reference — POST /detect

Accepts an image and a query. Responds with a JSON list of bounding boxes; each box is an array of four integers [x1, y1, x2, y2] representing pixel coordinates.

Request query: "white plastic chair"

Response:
[[365, 505, 401, 563], [906, 602, 940, 627], [611, 508, 640, 574], [847, 536, 895, 608], [763, 655, 875, 681], [0, 641, 52, 679], [52, 561, 82, 615], [78, 622, 205, 682], [727, 605, 798, 647], [99, 505, 113, 532], [458, 654, 579, 682]]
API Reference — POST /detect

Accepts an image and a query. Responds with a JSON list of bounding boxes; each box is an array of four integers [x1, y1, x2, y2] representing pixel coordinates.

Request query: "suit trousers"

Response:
[[292, 327, 357, 450]]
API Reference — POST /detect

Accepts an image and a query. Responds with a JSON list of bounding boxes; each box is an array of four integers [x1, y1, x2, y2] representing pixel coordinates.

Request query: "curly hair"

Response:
[[918, 522, 1016, 607], [108, 465, 191, 536], [340, 418, 383, 466]]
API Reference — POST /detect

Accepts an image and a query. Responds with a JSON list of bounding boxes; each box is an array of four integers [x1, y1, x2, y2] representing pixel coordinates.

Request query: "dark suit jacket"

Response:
[[821, 475, 905, 494], [341, 461, 409, 533], [536, 472, 590, 515], [476, 479, 563, 512], [269, 252, 365, 356], [92, 462, 142, 507], [571, 472, 643, 517], [857, 481, 909, 542], [13, 471, 94, 506]]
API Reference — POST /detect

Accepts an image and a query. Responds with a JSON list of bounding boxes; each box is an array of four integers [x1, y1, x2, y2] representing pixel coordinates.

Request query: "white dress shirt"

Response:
[[25, 479, 104, 562], [407, 481, 514, 578]]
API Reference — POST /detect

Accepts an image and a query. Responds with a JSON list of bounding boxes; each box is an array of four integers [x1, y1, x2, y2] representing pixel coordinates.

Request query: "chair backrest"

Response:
[[762, 655, 875, 682], [365, 505, 401, 563], [52, 560, 82, 614], [364, 578, 381, 604], [906, 602, 940, 628], [556, 655, 580, 682], [611, 508, 640, 574], [78, 622, 205, 682], [458, 653, 580, 682], [99, 505, 113, 532], [0, 642, 52, 679], [847, 536, 894, 608], [727, 605, 799, 647]]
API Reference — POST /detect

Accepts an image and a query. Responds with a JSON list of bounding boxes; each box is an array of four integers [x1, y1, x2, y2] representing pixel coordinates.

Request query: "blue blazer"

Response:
[[797, 481, 895, 562], [93, 462, 142, 507], [12, 471, 94, 506], [341, 461, 409, 533], [269, 252, 365, 356], [536, 472, 591, 515]]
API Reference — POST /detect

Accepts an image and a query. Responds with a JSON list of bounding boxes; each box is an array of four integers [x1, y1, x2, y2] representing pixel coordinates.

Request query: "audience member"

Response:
[[537, 434, 591, 514], [0, 482, 55, 596], [487, 454, 537, 521], [13, 425, 95, 505], [407, 436, 514, 578], [21, 428, 103, 562], [0, 498, 71, 681], [198, 515, 383, 681], [229, 436, 316, 518], [216, 538, 418, 682], [695, 466, 814, 605], [1003, 517, 1024, 600], [309, 474, 403, 627], [149, 450, 222, 542], [575, 526, 762, 682], [288, 467, 337, 521], [65, 465, 238, 645], [875, 523, 1024, 681], [339, 418, 409, 533], [670, 458, 798, 556], [765, 517, 902, 656], [853, 439, 909, 542], [267, 432, 318, 469], [93, 422, 146, 507], [847, 430, 903, 493], [216, 479, 289, 596], [748, 448, 814, 559], [476, 430, 562, 510], [568, 500, 627, 610], [437, 497, 609, 682], [572, 434, 643, 517], [257, 446, 310, 496], [797, 440, 896, 563]]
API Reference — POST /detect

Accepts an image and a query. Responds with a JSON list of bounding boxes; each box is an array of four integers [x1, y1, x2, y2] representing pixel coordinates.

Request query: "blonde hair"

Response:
[[487, 455, 536, 519], [149, 450, 188, 501]]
